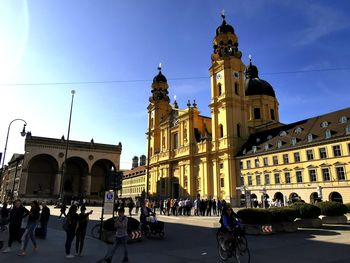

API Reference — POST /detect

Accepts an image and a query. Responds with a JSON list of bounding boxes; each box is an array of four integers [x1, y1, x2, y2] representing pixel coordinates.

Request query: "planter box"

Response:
[[320, 215, 348, 224], [295, 218, 322, 228], [243, 222, 297, 235]]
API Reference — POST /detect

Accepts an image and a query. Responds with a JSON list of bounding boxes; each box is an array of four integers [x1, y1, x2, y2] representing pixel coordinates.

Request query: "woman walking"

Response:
[[64, 204, 79, 259], [18, 200, 40, 256], [75, 205, 93, 256]]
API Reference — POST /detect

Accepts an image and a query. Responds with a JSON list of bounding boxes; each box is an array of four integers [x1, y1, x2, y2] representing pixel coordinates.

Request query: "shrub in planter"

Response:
[[269, 207, 297, 223], [237, 208, 271, 224], [316, 201, 348, 216], [290, 202, 321, 219]]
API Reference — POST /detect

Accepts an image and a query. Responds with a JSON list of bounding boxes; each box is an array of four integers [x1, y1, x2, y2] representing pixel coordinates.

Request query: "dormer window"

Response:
[[325, 129, 331, 139], [291, 137, 297, 146], [277, 140, 282, 148], [280, 131, 287, 137], [267, 135, 273, 140], [242, 148, 246, 155], [256, 138, 261, 143], [340, 116, 347, 123], [252, 146, 257, 153], [321, 121, 329, 128], [307, 133, 313, 142], [294, 127, 302, 134], [264, 144, 269, 151], [345, 125, 350, 135]]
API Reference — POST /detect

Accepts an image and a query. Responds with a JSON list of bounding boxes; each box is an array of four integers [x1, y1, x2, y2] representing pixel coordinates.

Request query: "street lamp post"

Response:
[[11, 157, 21, 201], [59, 90, 76, 203], [1, 119, 27, 170]]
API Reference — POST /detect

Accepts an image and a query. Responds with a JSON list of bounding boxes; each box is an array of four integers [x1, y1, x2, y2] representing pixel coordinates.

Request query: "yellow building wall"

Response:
[[240, 140, 350, 203]]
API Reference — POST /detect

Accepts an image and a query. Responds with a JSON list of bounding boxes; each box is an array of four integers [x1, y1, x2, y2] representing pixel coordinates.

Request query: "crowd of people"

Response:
[[0, 198, 95, 259]]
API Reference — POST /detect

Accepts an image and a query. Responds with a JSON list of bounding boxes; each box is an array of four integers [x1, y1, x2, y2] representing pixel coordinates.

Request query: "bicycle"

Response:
[[217, 227, 250, 263]]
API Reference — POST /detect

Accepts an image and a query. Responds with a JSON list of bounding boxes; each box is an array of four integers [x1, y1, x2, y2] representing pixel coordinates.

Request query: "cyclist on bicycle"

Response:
[[219, 205, 241, 250]]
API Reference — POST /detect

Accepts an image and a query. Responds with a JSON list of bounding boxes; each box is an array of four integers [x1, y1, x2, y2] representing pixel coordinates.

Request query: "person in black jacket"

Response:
[[0, 202, 9, 250], [18, 200, 41, 256], [2, 199, 29, 253], [40, 202, 50, 239], [75, 205, 92, 256], [65, 204, 79, 258]]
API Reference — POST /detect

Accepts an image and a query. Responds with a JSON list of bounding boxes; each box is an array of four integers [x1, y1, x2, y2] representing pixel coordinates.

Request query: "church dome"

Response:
[[153, 69, 167, 83], [215, 17, 234, 36], [245, 59, 276, 98]]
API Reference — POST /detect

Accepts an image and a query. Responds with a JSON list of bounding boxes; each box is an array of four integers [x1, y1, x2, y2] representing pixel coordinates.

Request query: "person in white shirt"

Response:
[[103, 208, 128, 263]]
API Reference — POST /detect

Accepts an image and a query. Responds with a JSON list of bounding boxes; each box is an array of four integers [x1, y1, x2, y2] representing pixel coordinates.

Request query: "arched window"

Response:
[[280, 131, 287, 137], [270, 109, 275, 120], [218, 83, 222, 96], [234, 83, 239, 95], [219, 124, 224, 138], [237, 124, 241, 138]]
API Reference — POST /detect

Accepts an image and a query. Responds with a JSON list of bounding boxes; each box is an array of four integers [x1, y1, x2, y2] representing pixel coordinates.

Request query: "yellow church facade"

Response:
[[146, 14, 350, 205]]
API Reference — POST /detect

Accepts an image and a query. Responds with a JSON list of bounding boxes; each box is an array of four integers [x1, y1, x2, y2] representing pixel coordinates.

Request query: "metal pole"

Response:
[[146, 110, 151, 200], [11, 158, 20, 201], [59, 90, 76, 203], [1, 119, 27, 169]]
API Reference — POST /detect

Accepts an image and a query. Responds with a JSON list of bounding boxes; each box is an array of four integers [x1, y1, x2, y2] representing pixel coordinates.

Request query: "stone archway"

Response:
[[26, 154, 58, 197], [274, 192, 284, 205], [310, 192, 320, 204], [329, 191, 343, 203], [289, 192, 300, 203], [90, 159, 115, 198], [63, 157, 89, 198]]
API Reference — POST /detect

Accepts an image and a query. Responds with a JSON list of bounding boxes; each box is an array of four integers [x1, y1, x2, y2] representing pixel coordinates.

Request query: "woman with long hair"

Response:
[[18, 200, 40, 256], [64, 204, 79, 259]]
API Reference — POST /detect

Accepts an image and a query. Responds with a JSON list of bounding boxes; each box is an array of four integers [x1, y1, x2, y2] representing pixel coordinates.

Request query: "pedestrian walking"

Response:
[[2, 199, 29, 253], [75, 206, 93, 256], [101, 207, 129, 263], [64, 204, 79, 259], [18, 200, 40, 256], [59, 202, 68, 219], [0, 202, 10, 250], [39, 202, 50, 239]]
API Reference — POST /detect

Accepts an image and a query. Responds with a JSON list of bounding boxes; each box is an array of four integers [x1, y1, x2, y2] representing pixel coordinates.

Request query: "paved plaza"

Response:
[[0, 206, 349, 262]]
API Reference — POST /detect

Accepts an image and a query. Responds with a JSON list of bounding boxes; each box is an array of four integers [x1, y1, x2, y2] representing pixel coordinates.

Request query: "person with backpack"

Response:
[[18, 200, 41, 256], [102, 207, 129, 263], [64, 204, 79, 259], [75, 205, 93, 256]]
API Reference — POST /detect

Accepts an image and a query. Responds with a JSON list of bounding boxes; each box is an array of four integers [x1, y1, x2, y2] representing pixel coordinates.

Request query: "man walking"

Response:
[[40, 202, 50, 239], [2, 199, 29, 253]]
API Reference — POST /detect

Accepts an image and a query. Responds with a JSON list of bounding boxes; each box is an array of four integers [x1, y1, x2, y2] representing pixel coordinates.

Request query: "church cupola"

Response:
[[149, 63, 170, 103], [245, 55, 276, 98], [212, 11, 242, 61], [245, 55, 280, 131]]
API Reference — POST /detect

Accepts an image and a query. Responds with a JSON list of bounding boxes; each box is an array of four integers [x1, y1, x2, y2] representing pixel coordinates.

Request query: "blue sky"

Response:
[[0, 0, 349, 169]]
